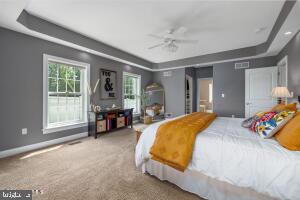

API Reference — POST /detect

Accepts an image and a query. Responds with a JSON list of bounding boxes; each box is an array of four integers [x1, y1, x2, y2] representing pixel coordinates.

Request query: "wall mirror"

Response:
[[142, 83, 165, 122]]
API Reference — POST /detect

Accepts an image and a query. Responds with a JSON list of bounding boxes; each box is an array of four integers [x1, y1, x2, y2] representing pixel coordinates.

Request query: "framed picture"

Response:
[[100, 69, 117, 99]]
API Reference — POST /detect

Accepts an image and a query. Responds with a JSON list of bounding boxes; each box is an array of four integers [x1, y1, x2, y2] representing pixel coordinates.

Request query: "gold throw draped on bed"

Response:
[[150, 112, 217, 171]]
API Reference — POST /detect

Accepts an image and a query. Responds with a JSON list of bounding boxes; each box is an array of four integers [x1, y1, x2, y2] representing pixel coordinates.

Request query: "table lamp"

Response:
[[271, 87, 291, 104]]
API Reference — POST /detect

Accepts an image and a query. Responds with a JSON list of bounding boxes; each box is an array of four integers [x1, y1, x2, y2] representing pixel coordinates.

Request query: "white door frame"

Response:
[[197, 78, 213, 112], [277, 55, 288, 87], [186, 75, 193, 113]]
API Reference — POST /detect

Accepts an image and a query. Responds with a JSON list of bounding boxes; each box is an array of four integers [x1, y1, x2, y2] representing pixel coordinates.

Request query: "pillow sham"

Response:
[[254, 111, 295, 139], [271, 103, 297, 112], [275, 112, 300, 151], [241, 111, 265, 128], [250, 111, 276, 132]]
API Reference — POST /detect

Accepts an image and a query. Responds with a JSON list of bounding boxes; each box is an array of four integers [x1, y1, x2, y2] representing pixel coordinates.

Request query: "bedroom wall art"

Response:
[[100, 69, 117, 99]]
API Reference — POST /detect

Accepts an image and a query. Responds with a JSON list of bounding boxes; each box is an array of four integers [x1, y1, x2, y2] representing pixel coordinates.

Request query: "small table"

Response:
[[88, 108, 133, 139]]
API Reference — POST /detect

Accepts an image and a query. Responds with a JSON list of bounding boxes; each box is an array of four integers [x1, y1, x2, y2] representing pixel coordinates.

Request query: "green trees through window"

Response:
[[123, 73, 140, 114], [47, 61, 83, 124]]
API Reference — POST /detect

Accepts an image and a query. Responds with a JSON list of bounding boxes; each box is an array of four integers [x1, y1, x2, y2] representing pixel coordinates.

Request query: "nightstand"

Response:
[[134, 123, 151, 143]]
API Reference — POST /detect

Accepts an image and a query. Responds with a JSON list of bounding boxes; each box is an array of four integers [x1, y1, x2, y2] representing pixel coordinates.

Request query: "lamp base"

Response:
[[277, 98, 286, 105]]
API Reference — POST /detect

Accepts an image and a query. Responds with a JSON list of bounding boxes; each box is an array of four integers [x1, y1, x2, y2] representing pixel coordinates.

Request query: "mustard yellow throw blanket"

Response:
[[150, 112, 217, 171]]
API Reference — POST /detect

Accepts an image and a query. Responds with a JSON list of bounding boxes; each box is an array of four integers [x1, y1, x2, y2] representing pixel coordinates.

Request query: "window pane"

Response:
[[66, 95, 75, 121], [58, 79, 66, 92], [48, 94, 58, 123], [74, 95, 82, 120], [124, 95, 137, 112], [75, 80, 81, 92], [67, 80, 75, 92], [57, 93, 67, 122], [75, 68, 81, 80], [123, 74, 140, 114], [48, 63, 57, 78], [48, 78, 57, 92], [66, 67, 74, 80], [46, 58, 86, 127], [58, 65, 66, 78], [132, 78, 137, 94]]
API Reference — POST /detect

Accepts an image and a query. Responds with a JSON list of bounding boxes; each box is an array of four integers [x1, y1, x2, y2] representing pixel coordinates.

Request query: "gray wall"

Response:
[[0, 27, 152, 151], [277, 31, 300, 100], [153, 69, 186, 117], [213, 56, 277, 118], [196, 67, 213, 79]]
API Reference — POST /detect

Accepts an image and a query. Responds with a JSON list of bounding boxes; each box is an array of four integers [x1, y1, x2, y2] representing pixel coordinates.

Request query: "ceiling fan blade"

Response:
[[148, 34, 164, 40], [175, 39, 198, 44], [148, 43, 164, 49]]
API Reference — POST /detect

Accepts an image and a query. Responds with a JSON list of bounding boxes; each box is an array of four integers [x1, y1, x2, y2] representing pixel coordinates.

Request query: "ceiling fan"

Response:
[[148, 27, 198, 52]]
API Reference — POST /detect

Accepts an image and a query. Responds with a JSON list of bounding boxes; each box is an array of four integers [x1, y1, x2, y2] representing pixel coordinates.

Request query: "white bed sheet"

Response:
[[135, 117, 300, 200]]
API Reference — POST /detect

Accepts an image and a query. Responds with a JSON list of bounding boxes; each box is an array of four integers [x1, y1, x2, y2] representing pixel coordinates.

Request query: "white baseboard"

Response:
[[0, 132, 88, 159]]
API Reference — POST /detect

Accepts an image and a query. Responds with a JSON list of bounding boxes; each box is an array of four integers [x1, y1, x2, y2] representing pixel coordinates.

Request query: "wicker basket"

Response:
[[143, 116, 152, 124]]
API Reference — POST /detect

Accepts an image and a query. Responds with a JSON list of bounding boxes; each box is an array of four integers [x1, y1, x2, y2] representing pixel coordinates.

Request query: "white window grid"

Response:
[[123, 72, 141, 114]]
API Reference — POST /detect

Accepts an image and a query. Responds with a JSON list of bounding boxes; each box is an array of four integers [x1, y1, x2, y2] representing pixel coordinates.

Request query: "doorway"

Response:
[[197, 78, 213, 113]]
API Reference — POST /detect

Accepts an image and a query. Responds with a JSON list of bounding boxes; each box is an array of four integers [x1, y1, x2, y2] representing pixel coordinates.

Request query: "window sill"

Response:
[[42, 122, 88, 134]]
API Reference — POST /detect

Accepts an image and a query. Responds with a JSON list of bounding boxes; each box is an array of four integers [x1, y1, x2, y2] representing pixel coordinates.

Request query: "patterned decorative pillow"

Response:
[[250, 111, 276, 132], [242, 111, 265, 128], [255, 111, 295, 139]]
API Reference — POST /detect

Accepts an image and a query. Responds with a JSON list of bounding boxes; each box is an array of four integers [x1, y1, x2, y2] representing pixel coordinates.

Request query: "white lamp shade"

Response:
[[271, 87, 291, 98]]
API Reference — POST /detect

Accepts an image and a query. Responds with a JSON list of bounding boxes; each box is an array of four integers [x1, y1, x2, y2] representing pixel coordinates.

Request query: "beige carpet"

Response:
[[0, 128, 203, 200]]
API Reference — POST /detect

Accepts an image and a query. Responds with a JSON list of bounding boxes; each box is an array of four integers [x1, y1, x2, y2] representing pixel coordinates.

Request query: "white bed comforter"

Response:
[[135, 117, 300, 200]]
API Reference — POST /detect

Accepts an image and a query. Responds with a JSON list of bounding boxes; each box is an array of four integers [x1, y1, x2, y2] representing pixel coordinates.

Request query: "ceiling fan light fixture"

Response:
[[148, 27, 196, 52], [165, 42, 178, 52]]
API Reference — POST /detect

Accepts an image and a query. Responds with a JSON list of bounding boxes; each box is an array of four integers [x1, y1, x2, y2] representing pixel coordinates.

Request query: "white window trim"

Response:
[[42, 54, 90, 134], [122, 71, 141, 116]]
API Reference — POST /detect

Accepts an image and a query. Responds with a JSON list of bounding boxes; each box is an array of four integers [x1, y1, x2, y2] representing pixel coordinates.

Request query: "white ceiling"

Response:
[[0, 0, 298, 66]]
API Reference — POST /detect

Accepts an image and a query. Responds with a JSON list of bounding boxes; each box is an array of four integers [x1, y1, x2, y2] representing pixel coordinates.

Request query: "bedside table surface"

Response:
[[133, 123, 151, 132]]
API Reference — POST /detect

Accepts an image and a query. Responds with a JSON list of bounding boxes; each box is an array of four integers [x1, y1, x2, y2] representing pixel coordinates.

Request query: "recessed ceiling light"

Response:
[[255, 27, 266, 34], [284, 31, 292, 35]]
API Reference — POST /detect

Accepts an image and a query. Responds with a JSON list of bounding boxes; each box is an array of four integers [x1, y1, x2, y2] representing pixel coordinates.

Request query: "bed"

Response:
[[135, 116, 300, 200]]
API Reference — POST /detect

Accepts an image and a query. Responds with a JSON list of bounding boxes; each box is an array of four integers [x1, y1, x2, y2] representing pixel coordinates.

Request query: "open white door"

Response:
[[245, 67, 278, 118]]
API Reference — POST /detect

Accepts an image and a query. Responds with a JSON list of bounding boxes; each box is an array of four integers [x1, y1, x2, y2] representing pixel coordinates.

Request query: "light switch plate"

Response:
[[221, 93, 225, 98], [22, 128, 27, 135]]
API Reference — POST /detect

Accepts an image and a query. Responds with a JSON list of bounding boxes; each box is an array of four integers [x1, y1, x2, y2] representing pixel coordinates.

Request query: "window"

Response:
[[43, 54, 90, 134], [123, 72, 141, 115]]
